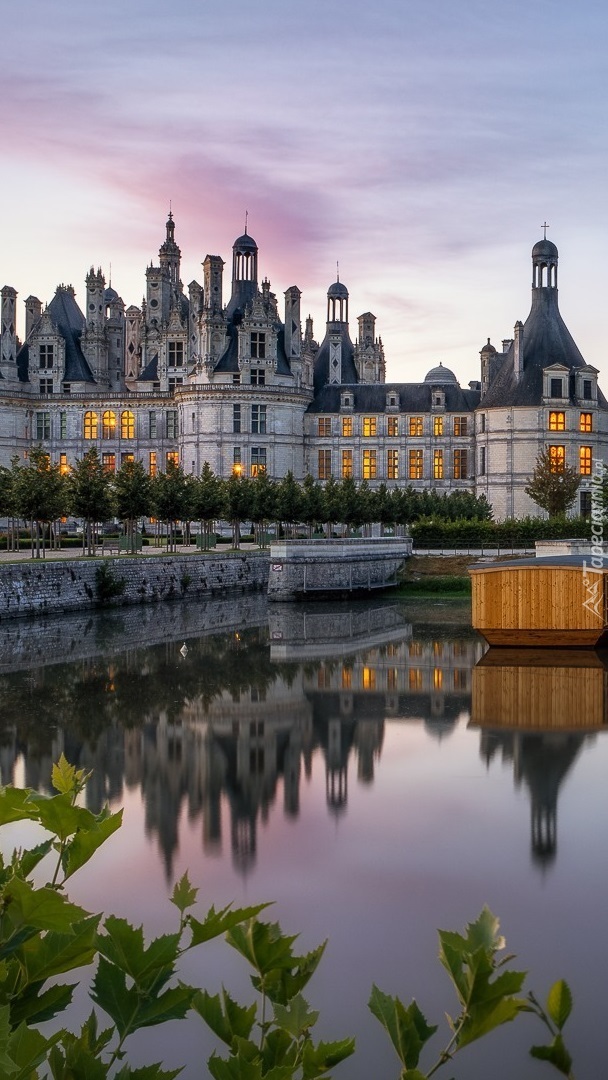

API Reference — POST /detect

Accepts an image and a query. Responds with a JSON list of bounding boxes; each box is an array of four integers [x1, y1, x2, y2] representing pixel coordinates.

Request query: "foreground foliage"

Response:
[[0, 759, 576, 1078]]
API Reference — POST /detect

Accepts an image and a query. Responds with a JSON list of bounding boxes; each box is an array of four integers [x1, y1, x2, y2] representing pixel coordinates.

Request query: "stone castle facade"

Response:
[[1, 218, 606, 519]]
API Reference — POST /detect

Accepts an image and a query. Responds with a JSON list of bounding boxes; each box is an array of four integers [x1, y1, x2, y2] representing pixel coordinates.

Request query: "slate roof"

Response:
[[306, 382, 480, 414], [313, 326, 358, 394], [16, 288, 95, 384], [481, 288, 608, 408], [214, 320, 293, 377], [138, 353, 159, 381]]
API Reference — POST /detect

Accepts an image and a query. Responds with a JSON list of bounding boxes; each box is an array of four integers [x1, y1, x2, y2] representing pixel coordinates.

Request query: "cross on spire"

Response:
[[541, 221, 550, 239]]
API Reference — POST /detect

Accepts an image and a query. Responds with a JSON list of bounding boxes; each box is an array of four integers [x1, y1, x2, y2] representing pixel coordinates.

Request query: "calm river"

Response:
[[0, 595, 606, 1079]]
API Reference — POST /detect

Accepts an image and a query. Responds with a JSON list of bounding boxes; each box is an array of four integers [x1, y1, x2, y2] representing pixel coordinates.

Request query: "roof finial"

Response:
[[109, 261, 112, 287], [336, 260, 339, 283], [541, 220, 550, 239], [245, 209, 248, 235]]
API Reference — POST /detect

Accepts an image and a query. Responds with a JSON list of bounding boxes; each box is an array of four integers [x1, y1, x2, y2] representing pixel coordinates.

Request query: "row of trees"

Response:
[[0, 449, 494, 557]]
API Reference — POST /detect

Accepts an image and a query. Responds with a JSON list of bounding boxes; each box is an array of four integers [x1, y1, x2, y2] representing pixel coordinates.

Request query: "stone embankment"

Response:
[[0, 551, 270, 621]]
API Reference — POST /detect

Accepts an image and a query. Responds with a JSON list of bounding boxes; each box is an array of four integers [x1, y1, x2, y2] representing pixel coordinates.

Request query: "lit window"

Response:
[[83, 411, 98, 439], [121, 410, 135, 439], [548, 411, 565, 431], [35, 411, 50, 440], [453, 449, 468, 479], [580, 446, 592, 475], [318, 449, 331, 480], [166, 451, 179, 468], [102, 410, 116, 439], [580, 412, 593, 433], [433, 668, 443, 690], [168, 341, 184, 367], [121, 452, 135, 465], [342, 416, 353, 437], [251, 332, 266, 359], [251, 404, 267, 434], [433, 416, 443, 436], [363, 416, 377, 437], [363, 449, 377, 479], [149, 451, 157, 477], [409, 416, 423, 436], [387, 416, 399, 437], [232, 448, 242, 476], [409, 449, 423, 479], [251, 447, 267, 476], [362, 667, 376, 690], [549, 445, 565, 473], [409, 669, 422, 690], [318, 417, 331, 437], [59, 453, 69, 475], [387, 449, 399, 480], [433, 449, 443, 479], [342, 449, 353, 478], [453, 416, 468, 436], [102, 453, 116, 474]]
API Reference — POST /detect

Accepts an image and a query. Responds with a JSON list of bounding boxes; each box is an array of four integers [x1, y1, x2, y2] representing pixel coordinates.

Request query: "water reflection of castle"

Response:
[[0, 607, 604, 878]]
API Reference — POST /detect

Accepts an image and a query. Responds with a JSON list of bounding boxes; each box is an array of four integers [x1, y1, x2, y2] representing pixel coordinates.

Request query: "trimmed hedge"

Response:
[[411, 515, 592, 545]]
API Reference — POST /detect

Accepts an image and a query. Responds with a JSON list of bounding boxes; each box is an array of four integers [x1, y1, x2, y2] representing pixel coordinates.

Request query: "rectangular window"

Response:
[[549, 410, 566, 431], [318, 417, 331, 437], [480, 414, 486, 433], [549, 445, 565, 473], [387, 416, 399, 437], [59, 453, 69, 476], [232, 373, 241, 385], [409, 416, 423, 437], [550, 378, 564, 398], [409, 669, 423, 690], [409, 449, 423, 479], [250, 447, 267, 476], [580, 412, 593, 433], [342, 416, 353, 437], [453, 449, 468, 479], [149, 451, 157, 477], [363, 416, 377, 437], [362, 449, 377, 479], [35, 411, 50, 440], [433, 416, 443, 436], [39, 344, 54, 370], [232, 404, 241, 433], [581, 490, 592, 517], [433, 449, 443, 479], [453, 416, 468, 436], [59, 412, 67, 439], [251, 404, 267, 434], [387, 449, 399, 480], [232, 447, 242, 475], [39, 378, 53, 395], [251, 332, 266, 359], [583, 379, 593, 400], [362, 667, 376, 690], [102, 453, 116, 474], [148, 411, 157, 438], [166, 410, 178, 439], [580, 446, 592, 475], [479, 446, 486, 476], [166, 451, 179, 468], [168, 341, 184, 367], [318, 449, 331, 480], [121, 452, 135, 465], [342, 449, 353, 478], [250, 367, 265, 386]]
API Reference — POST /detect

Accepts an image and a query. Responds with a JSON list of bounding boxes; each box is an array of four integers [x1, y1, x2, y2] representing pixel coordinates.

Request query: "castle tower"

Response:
[[284, 286, 302, 361], [327, 280, 348, 386], [24, 296, 42, 341], [227, 229, 258, 316], [203, 254, 224, 313], [158, 210, 181, 289], [83, 268, 109, 385], [354, 311, 385, 383], [105, 286, 126, 390], [0, 286, 18, 385]]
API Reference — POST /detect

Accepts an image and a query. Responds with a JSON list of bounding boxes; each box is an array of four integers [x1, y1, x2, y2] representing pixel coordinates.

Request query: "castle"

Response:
[[1, 217, 606, 520]]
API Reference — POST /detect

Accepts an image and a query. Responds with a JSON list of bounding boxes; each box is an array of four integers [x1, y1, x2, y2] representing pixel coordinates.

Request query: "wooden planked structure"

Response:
[[471, 648, 608, 730], [469, 556, 608, 647]]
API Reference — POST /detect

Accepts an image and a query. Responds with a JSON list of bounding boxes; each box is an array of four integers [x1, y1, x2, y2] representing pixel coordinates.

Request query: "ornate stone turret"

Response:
[[158, 210, 181, 289], [227, 229, 258, 316], [354, 311, 385, 384], [24, 296, 42, 341], [0, 286, 18, 385]]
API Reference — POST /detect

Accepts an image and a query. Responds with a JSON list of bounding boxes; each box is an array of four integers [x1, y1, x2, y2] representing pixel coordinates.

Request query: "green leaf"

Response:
[[47, 1041, 109, 1080], [114, 1065, 182, 1079], [401, 1071, 429, 1080], [28, 792, 98, 842], [0, 1004, 18, 1076], [207, 1047, 264, 1080], [15, 838, 54, 878], [530, 1033, 573, 1075], [3, 876, 88, 933], [301, 1037, 356, 1077], [96, 917, 180, 987], [189, 903, 270, 948], [0, 788, 41, 826], [456, 995, 527, 1049], [91, 956, 194, 1037], [61, 809, 123, 879], [7, 1021, 62, 1080], [10, 980, 76, 1026], [21, 914, 101, 982], [546, 980, 573, 1031], [368, 986, 436, 1069], [170, 873, 198, 915], [191, 988, 256, 1046], [52, 755, 89, 796], [273, 994, 319, 1038]]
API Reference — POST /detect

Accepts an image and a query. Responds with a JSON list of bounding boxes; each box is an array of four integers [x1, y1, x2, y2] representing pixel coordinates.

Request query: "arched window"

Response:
[[121, 410, 135, 439], [83, 411, 98, 439], [102, 410, 116, 439]]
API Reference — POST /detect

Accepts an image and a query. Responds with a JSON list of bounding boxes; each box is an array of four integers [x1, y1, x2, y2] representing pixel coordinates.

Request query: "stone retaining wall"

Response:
[[267, 537, 412, 601], [0, 552, 270, 620]]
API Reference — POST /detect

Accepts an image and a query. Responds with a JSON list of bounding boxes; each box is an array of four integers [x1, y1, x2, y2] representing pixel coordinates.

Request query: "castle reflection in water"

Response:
[[0, 599, 604, 877]]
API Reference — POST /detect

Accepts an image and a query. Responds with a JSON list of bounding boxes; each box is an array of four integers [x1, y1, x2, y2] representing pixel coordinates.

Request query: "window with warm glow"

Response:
[[433, 668, 443, 689], [149, 452, 157, 477], [342, 450, 353, 478], [363, 449, 377, 479], [59, 453, 69, 475], [433, 449, 443, 479], [250, 447, 267, 476], [548, 411, 565, 431], [318, 449, 331, 480], [362, 667, 376, 690], [102, 411, 116, 439], [121, 411, 135, 439], [166, 451, 179, 468], [363, 416, 377, 437], [409, 449, 423, 479], [453, 416, 468, 436], [409, 416, 423, 436], [102, 453, 115, 474], [84, 411, 98, 439], [433, 416, 443, 436], [387, 449, 399, 480], [318, 417, 331, 437], [342, 416, 353, 437], [580, 412, 592, 433], [387, 416, 399, 437], [549, 445, 565, 473], [453, 449, 468, 479], [580, 446, 592, 475], [409, 669, 422, 690]]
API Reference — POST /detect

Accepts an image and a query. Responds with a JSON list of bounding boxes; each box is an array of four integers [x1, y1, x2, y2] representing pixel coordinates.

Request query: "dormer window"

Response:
[[550, 378, 563, 398], [340, 392, 353, 410], [39, 344, 54, 370], [251, 332, 266, 359]]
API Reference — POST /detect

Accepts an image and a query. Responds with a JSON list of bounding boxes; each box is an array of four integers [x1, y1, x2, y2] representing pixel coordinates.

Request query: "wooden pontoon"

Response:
[[469, 555, 608, 647]]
